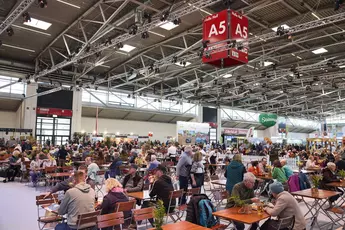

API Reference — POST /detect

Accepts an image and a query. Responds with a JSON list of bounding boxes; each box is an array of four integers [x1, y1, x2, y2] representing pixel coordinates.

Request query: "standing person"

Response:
[[262, 182, 306, 230], [57, 145, 68, 167], [190, 151, 204, 189], [22, 140, 32, 152], [55, 171, 96, 230], [226, 173, 260, 230], [225, 154, 246, 195], [176, 145, 193, 204], [272, 160, 288, 184], [168, 143, 177, 163], [105, 152, 122, 179], [85, 157, 100, 190], [209, 149, 218, 175]]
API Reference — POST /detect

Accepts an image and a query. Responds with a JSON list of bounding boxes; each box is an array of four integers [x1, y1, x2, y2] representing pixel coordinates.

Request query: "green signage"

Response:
[[259, 113, 277, 127]]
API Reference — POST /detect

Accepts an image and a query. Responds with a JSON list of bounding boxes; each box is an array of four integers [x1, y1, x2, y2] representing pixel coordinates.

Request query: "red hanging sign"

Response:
[[36, 107, 73, 117], [202, 9, 249, 68]]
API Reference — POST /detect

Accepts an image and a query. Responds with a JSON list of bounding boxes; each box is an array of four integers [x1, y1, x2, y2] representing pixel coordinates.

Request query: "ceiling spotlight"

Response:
[[306, 85, 312, 91], [202, 40, 209, 48], [335, 0, 344, 11], [22, 94, 26, 98], [172, 56, 177, 63], [95, 86, 98, 90], [49, 79, 52, 85], [160, 11, 169, 22], [148, 64, 154, 71], [17, 78, 22, 83], [70, 86, 73, 91], [141, 31, 149, 39], [22, 12, 31, 22], [38, 0, 47, 8], [128, 24, 138, 35], [143, 12, 152, 23], [276, 25, 287, 36], [154, 68, 160, 73], [173, 18, 181, 25], [6, 27, 14, 36], [127, 94, 131, 98]]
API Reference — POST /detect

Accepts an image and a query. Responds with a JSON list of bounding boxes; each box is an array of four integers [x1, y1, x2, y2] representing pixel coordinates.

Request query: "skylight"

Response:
[[159, 21, 179, 31], [312, 48, 328, 54], [175, 62, 191, 67], [222, 74, 232, 78], [271, 24, 290, 32], [119, 44, 136, 52], [24, 18, 51, 30], [264, 61, 273, 67]]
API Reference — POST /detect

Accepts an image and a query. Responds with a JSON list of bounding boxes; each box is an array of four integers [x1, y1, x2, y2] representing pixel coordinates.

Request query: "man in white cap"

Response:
[[261, 182, 306, 230]]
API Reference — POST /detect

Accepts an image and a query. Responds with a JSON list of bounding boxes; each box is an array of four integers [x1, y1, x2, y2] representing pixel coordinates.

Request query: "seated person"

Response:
[[258, 158, 268, 173], [272, 160, 287, 184], [147, 155, 160, 171], [134, 153, 147, 167], [99, 178, 130, 230], [105, 152, 122, 179], [122, 164, 143, 193], [55, 171, 96, 230], [42, 153, 57, 168], [128, 150, 137, 164], [262, 182, 306, 230], [320, 162, 343, 206], [226, 172, 260, 230], [248, 161, 262, 176], [3, 151, 21, 183], [306, 155, 317, 169], [280, 159, 293, 178], [142, 165, 175, 225], [85, 157, 100, 189], [29, 153, 43, 185]]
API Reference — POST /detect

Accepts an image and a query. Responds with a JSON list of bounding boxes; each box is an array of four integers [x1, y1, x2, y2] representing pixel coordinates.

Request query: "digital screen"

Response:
[[203, 107, 217, 123], [37, 87, 73, 110]]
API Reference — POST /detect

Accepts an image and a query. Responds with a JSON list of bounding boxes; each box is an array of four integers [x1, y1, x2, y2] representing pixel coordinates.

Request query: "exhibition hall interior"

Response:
[[3, 0, 345, 229]]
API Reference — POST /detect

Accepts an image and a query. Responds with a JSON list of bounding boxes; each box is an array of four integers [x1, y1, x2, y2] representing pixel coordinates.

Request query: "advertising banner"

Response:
[[177, 121, 210, 145]]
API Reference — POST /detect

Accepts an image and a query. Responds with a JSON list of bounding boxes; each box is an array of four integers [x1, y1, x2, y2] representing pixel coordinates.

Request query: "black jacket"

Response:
[[337, 160, 345, 171], [150, 175, 175, 213], [57, 149, 68, 160], [185, 194, 210, 225], [320, 168, 340, 190], [100, 191, 130, 230]]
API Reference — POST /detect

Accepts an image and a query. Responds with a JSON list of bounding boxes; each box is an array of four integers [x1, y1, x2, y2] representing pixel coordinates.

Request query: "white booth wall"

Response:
[[81, 117, 176, 142]]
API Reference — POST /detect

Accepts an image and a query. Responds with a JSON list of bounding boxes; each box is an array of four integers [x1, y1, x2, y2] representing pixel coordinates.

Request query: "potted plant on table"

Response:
[[338, 169, 345, 181], [229, 196, 251, 214], [310, 174, 322, 194], [153, 199, 165, 230]]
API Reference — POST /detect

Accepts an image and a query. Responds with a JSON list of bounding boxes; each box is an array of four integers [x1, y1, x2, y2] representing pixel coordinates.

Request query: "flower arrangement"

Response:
[[65, 160, 73, 166], [153, 200, 165, 230]]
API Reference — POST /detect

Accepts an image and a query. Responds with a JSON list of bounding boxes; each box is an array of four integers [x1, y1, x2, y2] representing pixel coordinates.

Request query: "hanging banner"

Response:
[[259, 113, 277, 127], [278, 117, 287, 134], [246, 127, 255, 138]]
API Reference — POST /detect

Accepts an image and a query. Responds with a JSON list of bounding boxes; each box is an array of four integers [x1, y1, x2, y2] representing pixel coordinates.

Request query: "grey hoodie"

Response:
[[58, 182, 96, 229]]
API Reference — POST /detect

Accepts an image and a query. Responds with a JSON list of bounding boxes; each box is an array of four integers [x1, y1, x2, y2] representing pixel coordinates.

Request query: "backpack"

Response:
[[198, 199, 219, 228]]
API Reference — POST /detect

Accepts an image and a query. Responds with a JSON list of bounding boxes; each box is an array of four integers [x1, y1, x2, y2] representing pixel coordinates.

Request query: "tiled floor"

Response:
[[0, 178, 344, 230]]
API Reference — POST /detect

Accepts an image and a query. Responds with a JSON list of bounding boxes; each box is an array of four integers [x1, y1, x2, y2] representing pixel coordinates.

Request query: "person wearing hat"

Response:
[[122, 164, 143, 193], [261, 182, 306, 230], [143, 164, 175, 214]]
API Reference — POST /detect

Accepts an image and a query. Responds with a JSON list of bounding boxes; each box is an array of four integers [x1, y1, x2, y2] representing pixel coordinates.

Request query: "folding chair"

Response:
[[115, 200, 136, 226], [45, 166, 58, 187], [97, 212, 124, 230], [36, 194, 63, 230], [76, 210, 100, 230], [95, 170, 105, 198], [186, 187, 200, 203], [165, 189, 185, 223], [132, 207, 154, 229]]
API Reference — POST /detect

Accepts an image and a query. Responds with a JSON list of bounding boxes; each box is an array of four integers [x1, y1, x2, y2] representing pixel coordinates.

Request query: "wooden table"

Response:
[[127, 191, 151, 200], [291, 188, 341, 229], [148, 221, 210, 230], [211, 180, 226, 186], [213, 207, 270, 225], [306, 167, 322, 172], [293, 169, 315, 174]]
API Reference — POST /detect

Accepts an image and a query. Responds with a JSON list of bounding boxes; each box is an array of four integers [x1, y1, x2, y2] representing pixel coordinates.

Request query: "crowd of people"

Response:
[[2, 138, 345, 230]]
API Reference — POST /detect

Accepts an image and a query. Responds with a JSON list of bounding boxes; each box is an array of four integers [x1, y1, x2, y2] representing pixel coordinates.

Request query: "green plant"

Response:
[[153, 200, 165, 230], [339, 169, 345, 179], [65, 160, 73, 166], [228, 195, 246, 207], [310, 174, 323, 188]]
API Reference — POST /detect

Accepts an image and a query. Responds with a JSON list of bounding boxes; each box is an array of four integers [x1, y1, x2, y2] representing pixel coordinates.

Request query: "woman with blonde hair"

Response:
[[99, 178, 130, 229], [135, 153, 147, 167], [190, 151, 204, 189]]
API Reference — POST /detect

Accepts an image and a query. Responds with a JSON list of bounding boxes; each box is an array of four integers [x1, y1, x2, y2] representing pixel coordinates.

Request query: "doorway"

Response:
[[36, 116, 71, 146]]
